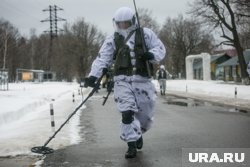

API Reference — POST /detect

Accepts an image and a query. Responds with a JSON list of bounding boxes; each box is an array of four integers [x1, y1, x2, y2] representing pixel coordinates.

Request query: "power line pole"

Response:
[[41, 5, 66, 70]]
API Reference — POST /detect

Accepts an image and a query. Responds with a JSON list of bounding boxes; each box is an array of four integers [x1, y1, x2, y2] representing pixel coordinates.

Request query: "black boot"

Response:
[[125, 142, 137, 159], [136, 136, 143, 149]]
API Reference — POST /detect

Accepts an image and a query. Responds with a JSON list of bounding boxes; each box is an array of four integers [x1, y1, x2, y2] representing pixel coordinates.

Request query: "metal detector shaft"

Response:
[[42, 71, 106, 148]]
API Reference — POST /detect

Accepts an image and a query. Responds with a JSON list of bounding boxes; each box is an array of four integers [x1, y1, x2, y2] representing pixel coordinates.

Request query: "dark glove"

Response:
[[142, 51, 154, 61], [84, 76, 97, 88], [102, 68, 108, 74]]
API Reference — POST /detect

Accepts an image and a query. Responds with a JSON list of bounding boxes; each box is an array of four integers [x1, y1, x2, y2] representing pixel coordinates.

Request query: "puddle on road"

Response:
[[166, 101, 188, 107], [163, 95, 249, 114]]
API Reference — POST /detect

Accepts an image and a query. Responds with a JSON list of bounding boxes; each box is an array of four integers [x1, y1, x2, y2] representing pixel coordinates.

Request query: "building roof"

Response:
[[210, 53, 227, 63], [219, 50, 250, 67], [212, 48, 237, 57], [193, 53, 230, 69], [16, 68, 45, 73]]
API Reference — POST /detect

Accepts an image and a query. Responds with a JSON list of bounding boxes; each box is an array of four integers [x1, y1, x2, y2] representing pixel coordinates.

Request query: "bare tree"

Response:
[[189, 0, 249, 84], [159, 15, 214, 78], [0, 19, 20, 80], [234, 0, 250, 17], [138, 8, 160, 34], [2, 30, 9, 69], [29, 28, 37, 69], [236, 0, 250, 49], [0, 17, 105, 82], [0, 19, 19, 70], [52, 19, 104, 81]]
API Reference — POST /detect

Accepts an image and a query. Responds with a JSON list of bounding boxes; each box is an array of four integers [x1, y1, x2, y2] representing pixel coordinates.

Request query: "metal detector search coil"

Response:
[[31, 146, 54, 154]]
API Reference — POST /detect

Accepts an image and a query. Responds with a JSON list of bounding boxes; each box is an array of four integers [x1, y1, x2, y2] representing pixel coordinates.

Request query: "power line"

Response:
[[41, 5, 66, 70], [41, 5, 66, 39], [1, 0, 41, 22]]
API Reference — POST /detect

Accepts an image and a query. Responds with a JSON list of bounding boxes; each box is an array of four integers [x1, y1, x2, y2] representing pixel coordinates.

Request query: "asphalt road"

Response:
[[40, 89, 250, 167]]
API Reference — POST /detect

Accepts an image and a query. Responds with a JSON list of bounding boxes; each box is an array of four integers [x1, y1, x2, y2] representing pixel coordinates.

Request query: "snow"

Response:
[[0, 80, 249, 157], [0, 82, 88, 157], [154, 80, 250, 100], [153, 79, 250, 108]]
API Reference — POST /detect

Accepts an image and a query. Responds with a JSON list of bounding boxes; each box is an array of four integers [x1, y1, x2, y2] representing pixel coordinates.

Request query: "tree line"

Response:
[[1, 1, 250, 83], [0, 18, 104, 82]]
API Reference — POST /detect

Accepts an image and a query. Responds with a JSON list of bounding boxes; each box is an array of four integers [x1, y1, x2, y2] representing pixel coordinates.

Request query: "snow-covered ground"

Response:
[[0, 82, 88, 157], [0, 80, 249, 157], [153, 79, 250, 109]]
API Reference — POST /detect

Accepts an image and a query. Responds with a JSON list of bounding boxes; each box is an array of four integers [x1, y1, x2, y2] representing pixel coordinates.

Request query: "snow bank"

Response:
[[0, 82, 87, 156], [153, 79, 250, 108], [167, 80, 250, 100]]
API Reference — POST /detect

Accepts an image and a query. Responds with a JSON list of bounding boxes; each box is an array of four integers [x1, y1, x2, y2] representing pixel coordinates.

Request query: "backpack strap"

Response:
[[113, 30, 135, 60]]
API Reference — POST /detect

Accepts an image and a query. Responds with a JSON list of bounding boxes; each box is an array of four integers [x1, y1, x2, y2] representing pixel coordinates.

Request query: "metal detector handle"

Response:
[[42, 69, 107, 148]]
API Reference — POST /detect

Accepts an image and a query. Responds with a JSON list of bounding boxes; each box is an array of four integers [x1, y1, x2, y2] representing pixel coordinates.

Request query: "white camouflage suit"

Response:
[[89, 27, 166, 142]]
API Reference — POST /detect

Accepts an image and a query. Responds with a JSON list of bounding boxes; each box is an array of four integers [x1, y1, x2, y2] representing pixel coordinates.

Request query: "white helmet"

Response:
[[113, 7, 136, 36], [160, 65, 165, 70]]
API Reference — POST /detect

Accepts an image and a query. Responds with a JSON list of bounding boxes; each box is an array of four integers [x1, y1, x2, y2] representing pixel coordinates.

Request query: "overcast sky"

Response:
[[0, 0, 193, 37]]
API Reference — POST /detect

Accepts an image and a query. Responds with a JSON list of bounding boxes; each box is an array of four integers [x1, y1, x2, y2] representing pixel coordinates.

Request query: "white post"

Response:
[[235, 87, 237, 99], [234, 87, 238, 110], [186, 53, 211, 80], [202, 53, 211, 81], [50, 103, 55, 132], [186, 57, 194, 80]]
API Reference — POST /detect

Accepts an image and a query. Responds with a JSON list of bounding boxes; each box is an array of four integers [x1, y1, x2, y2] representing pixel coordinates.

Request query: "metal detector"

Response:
[[31, 69, 107, 154]]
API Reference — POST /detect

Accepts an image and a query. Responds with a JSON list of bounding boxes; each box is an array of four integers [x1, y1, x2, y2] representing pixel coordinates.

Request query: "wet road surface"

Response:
[[42, 90, 250, 167]]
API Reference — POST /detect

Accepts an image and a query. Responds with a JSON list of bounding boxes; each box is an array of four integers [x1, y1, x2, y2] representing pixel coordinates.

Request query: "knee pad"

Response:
[[122, 111, 134, 124]]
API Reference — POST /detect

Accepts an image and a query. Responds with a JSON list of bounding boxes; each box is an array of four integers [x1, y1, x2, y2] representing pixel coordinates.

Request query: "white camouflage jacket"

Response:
[[89, 27, 166, 80]]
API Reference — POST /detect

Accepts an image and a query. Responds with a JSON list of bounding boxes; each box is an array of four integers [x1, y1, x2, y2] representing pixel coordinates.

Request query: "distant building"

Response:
[[218, 50, 250, 82], [211, 53, 232, 80], [43, 71, 56, 81], [15, 69, 57, 82], [193, 53, 232, 80]]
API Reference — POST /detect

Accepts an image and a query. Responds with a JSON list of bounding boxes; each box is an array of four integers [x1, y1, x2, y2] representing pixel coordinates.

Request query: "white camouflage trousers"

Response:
[[114, 75, 156, 142], [159, 79, 166, 94]]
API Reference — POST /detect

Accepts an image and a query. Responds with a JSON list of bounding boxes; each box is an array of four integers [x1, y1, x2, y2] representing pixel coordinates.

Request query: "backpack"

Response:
[[158, 69, 167, 79]]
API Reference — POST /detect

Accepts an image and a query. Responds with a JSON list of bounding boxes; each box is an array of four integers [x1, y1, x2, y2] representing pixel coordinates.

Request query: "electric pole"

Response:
[[41, 5, 66, 70]]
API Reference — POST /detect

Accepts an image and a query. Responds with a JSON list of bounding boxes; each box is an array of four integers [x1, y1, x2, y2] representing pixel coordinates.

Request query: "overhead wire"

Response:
[[1, 0, 42, 22]]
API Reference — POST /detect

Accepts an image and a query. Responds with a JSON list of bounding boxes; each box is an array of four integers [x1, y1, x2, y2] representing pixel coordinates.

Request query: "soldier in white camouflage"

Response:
[[84, 7, 166, 158]]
